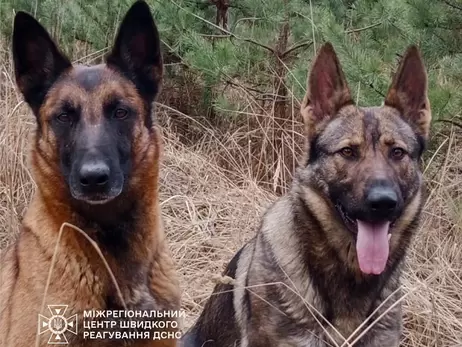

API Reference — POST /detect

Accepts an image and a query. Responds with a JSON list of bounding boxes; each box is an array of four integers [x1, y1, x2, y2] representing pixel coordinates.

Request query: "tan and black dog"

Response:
[[183, 43, 431, 346], [0, 1, 180, 346]]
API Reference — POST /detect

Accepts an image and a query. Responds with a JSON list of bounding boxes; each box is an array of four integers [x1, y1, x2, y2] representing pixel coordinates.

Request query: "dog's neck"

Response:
[[290, 184, 404, 318], [27, 164, 161, 254]]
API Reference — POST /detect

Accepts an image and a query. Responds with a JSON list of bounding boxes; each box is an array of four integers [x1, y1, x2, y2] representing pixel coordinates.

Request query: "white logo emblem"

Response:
[[38, 305, 78, 344]]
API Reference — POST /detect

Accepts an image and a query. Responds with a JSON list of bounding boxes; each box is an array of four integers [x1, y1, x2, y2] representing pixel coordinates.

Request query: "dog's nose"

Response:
[[79, 161, 110, 189], [365, 185, 398, 219]]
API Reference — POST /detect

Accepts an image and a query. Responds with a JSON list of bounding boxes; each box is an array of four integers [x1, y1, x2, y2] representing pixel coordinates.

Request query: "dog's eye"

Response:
[[56, 113, 72, 124], [113, 108, 128, 120], [340, 147, 354, 158], [391, 147, 406, 160]]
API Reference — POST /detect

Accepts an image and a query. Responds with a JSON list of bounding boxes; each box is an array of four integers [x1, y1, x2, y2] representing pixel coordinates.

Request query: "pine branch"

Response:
[[442, 0, 462, 11], [368, 82, 385, 98], [199, 34, 232, 38], [224, 78, 267, 96], [346, 22, 382, 33], [196, 1, 214, 10], [232, 17, 262, 32], [424, 22, 462, 30], [171, 0, 275, 53]]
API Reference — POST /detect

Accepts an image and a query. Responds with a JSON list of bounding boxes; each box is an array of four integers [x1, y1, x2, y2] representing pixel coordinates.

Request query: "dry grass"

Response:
[[1, 48, 461, 346]]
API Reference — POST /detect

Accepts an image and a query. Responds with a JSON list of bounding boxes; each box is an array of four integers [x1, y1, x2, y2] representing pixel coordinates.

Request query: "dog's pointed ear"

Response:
[[12, 12, 72, 114], [384, 46, 431, 140], [106, 0, 162, 101], [301, 42, 353, 135]]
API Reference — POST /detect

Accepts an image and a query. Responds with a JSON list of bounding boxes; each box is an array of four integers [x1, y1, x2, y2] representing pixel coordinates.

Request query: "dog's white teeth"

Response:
[[388, 233, 392, 242]]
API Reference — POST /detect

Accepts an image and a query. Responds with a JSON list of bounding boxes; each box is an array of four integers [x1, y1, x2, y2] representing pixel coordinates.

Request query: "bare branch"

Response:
[[281, 41, 313, 58], [346, 22, 382, 34], [242, 38, 275, 53], [434, 119, 462, 129]]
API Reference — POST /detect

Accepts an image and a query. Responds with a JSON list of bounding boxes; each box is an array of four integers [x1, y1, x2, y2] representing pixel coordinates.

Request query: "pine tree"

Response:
[[1, 0, 461, 190], [3, 0, 461, 121]]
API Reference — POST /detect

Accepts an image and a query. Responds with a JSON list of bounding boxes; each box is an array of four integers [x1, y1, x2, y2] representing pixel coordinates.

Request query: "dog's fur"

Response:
[[0, 1, 180, 346], [182, 43, 431, 347]]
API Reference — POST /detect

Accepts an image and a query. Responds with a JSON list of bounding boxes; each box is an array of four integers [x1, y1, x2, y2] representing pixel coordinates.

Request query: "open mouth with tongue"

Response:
[[336, 204, 393, 275]]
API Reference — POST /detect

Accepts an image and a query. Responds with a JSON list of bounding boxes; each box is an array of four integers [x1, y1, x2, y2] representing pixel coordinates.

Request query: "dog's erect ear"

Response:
[[13, 12, 71, 115], [301, 42, 353, 135], [384, 46, 431, 140], [106, 0, 162, 101]]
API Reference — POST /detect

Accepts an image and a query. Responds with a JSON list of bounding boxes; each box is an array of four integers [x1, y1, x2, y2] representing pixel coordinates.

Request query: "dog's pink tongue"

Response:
[[356, 220, 390, 275]]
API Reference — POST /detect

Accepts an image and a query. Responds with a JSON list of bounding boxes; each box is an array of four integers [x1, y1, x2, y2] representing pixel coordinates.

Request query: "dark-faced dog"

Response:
[[182, 43, 431, 346], [0, 1, 180, 346]]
